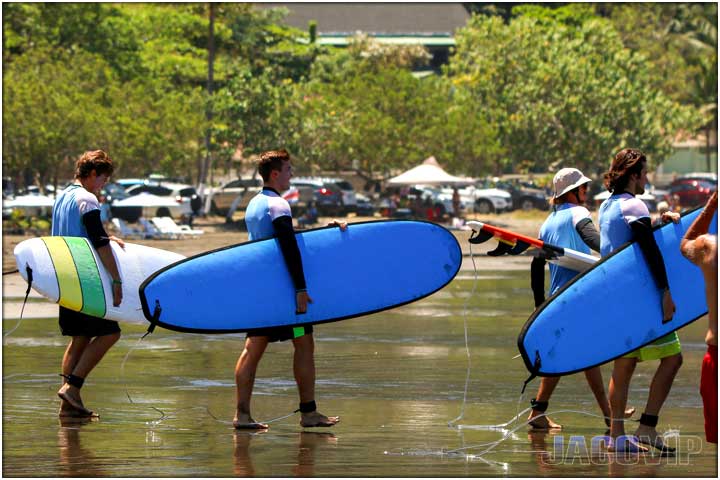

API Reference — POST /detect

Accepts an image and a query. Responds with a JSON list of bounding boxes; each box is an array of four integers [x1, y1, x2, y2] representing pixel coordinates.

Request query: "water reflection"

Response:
[[57, 417, 105, 477], [3, 270, 715, 477], [233, 431, 337, 477]]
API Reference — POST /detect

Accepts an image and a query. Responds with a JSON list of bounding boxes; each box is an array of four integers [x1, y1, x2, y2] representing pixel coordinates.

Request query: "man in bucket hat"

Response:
[[528, 168, 635, 430]]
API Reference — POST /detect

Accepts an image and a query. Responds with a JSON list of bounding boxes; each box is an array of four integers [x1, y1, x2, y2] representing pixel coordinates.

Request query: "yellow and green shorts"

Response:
[[623, 332, 681, 362]]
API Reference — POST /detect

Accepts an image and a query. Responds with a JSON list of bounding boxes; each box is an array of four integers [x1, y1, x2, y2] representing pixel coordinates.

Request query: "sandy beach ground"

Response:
[[2, 211, 546, 306]]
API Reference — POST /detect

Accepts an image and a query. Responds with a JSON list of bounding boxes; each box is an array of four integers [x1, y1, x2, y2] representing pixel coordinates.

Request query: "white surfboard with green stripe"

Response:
[[14, 237, 185, 325]]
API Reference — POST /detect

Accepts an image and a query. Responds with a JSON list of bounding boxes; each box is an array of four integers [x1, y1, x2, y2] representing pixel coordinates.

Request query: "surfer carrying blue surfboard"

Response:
[[680, 191, 718, 444], [52, 150, 124, 418], [599, 148, 682, 453], [233, 149, 344, 430], [528, 168, 634, 431]]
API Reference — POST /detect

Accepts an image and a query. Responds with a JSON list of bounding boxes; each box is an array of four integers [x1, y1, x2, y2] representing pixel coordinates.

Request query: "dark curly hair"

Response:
[[603, 148, 646, 193], [75, 150, 114, 179]]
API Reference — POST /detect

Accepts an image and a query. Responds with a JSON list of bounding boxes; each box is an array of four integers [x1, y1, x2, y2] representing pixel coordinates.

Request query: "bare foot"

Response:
[[233, 413, 269, 430], [300, 411, 339, 428], [59, 404, 98, 418], [607, 435, 648, 453], [604, 407, 636, 427], [634, 425, 676, 453], [57, 384, 92, 417], [528, 410, 562, 430]]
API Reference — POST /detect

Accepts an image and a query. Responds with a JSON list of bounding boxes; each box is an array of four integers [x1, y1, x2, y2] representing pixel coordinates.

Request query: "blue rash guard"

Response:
[[539, 204, 594, 295], [52, 184, 109, 248], [598, 193, 649, 257], [245, 187, 307, 291]]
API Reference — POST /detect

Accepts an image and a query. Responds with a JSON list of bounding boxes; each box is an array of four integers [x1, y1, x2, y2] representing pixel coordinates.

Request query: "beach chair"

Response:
[[151, 216, 204, 239], [139, 217, 174, 239], [111, 218, 147, 239]]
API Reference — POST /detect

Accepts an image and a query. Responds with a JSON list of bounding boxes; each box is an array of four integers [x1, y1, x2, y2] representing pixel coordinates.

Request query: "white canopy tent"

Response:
[[4, 194, 55, 208], [387, 156, 474, 186], [4, 194, 55, 216]]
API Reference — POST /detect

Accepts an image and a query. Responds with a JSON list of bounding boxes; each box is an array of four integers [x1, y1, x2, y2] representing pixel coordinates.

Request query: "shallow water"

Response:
[[3, 270, 717, 477]]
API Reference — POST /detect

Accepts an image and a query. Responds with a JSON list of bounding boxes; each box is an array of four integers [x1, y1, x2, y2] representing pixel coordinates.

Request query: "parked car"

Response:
[[101, 182, 130, 204], [678, 172, 718, 182], [462, 185, 513, 214], [669, 178, 717, 209], [593, 189, 657, 212], [355, 192, 375, 216], [479, 178, 549, 211], [209, 177, 263, 215], [290, 178, 345, 216], [125, 181, 202, 218], [306, 177, 357, 213]]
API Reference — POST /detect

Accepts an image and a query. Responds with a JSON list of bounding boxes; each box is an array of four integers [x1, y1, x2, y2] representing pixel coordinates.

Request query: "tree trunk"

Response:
[[199, 3, 216, 214]]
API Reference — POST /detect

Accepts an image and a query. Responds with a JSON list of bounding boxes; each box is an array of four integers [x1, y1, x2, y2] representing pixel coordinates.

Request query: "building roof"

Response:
[[256, 3, 470, 37]]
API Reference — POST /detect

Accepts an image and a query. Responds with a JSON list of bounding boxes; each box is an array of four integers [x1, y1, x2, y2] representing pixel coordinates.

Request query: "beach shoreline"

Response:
[[3, 211, 544, 270]]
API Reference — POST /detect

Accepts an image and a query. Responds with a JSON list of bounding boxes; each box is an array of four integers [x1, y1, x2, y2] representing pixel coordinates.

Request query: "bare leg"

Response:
[[292, 335, 339, 428], [58, 333, 120, 416], [234, 336, 269, 429], [59, 337, 91, 417], [608, 357, 647, 452], [68, 332, 120, 378], [584, 366, 635, 427], [528, 377, 562, 430], [635, 353, 682, 450]]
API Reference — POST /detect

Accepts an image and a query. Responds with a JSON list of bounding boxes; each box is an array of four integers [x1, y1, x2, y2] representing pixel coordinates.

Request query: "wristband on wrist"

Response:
[[112, 279, 122, 285]]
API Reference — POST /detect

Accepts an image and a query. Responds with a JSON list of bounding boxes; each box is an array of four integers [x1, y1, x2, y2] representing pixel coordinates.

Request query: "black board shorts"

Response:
[[247, 325, 313, 343], [59, 306, 121, 337]]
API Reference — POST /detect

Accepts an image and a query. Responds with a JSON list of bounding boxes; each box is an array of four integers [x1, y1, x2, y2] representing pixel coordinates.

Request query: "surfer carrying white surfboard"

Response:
[[600, 148, 682, 453], [52, 150, 124, 418], [680, 191, 718, 444], [528, 168, 633, 431], [233, 149, 343, 430]]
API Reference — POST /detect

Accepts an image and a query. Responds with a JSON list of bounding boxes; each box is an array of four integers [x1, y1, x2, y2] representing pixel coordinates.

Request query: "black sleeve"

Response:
[[82, 209, 110, 248], [530, 256, 546, 307], [630, 217, 669, 291], [575, 218, 601, 252], [272, 215, 307, 291]]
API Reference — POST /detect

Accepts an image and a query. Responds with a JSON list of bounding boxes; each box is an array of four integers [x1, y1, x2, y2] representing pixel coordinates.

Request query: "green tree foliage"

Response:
[[3, 3, 713, 191], [288, 36, 499, 179], [3, 47, 114, 190], [447, 13, 698, 176]]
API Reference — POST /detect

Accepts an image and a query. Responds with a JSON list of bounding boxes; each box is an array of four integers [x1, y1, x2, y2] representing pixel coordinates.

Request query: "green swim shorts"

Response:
[[623, 331, 681, 362]]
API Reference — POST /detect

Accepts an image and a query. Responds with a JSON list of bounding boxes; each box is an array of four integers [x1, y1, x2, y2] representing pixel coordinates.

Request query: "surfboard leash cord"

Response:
[[446, 235, 478, 428], [120, 332, 298, 428], [448, 233, 529, 433], [120, 334, 168, 424], [4, 265, 32, 340]]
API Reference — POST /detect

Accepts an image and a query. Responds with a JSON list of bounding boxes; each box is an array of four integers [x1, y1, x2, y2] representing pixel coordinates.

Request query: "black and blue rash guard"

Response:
[[51, 183, 110, 248], [245, 187, 307, 292]]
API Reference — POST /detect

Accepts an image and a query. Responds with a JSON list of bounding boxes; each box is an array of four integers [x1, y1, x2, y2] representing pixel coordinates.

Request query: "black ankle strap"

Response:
[[60, 373, 85, 389], [639, 413, 658, 427], [295, 400, 317, 413], [530, 398, 548, 412]]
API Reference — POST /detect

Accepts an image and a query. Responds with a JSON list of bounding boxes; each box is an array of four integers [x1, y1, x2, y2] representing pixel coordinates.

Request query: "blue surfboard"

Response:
[[139, 220, 462, 333], [518, 207, 717, 377]]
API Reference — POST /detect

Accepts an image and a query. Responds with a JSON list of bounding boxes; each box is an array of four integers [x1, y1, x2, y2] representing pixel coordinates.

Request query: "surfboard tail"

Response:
[[466, 221, 596, 270]]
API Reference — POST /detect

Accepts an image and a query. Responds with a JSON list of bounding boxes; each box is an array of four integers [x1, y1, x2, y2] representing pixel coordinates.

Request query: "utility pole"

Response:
[[199, 3, 216, 214]]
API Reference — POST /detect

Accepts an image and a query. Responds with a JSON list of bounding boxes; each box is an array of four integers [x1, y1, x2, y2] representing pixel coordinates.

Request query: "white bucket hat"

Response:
[[553, 168, 592, 199]]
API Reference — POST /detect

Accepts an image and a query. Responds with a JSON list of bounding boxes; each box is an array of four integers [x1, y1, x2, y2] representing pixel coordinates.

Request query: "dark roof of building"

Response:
[[256, 3, 470, 36]]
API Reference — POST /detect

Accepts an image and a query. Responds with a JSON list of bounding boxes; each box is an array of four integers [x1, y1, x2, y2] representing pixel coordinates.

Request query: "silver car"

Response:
[[209, 178, 263, 215]]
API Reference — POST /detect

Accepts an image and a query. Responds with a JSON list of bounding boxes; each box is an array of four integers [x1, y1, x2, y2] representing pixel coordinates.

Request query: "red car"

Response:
[[668, 178, 717, 209]]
